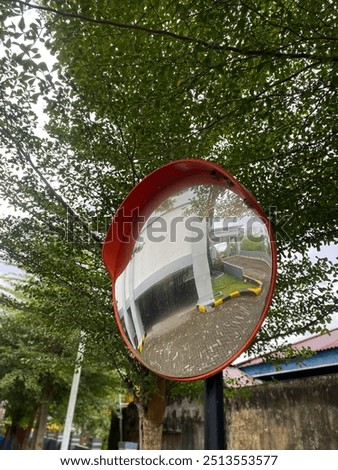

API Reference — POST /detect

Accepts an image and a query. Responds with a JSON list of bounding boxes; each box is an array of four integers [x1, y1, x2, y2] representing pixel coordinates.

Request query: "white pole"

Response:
[[119, 393, 123, 442], [61, 332, 86, 450]]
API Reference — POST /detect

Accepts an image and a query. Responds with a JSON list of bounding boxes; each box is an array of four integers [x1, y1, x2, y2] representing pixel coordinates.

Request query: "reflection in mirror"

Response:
[[115, 184, 273, 379]]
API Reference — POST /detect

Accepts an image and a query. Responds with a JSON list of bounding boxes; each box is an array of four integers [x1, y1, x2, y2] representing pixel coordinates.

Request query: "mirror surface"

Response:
[[114, 182, 274, 379]]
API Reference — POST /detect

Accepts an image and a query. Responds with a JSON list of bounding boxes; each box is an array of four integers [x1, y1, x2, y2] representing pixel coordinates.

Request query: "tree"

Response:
[[0, 305, 75, 449], [0, 279, 121, 449], [0, 267, 121, 449], [0, 0, 337, 449]]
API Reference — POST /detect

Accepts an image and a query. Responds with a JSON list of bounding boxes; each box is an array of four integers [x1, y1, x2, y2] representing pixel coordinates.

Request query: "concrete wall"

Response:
[[225, 374, 338, 450], [222, 260, 244, 280], [163, 398, 204, 450], [122, 375, 338, 450], [161, 374, 338, 450]]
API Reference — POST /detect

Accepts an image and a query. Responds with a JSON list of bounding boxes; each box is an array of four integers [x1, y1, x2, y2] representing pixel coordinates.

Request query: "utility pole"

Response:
[[61, 332, 86, 450]]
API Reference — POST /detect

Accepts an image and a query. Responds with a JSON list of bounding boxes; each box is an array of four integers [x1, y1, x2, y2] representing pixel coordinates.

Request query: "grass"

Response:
[[212, 272, 250, 298]]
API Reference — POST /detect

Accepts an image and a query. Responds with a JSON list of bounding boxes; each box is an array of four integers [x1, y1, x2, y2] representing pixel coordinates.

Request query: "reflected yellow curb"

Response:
[[138, 335, 146, 352], [197, 276, 262, 312]]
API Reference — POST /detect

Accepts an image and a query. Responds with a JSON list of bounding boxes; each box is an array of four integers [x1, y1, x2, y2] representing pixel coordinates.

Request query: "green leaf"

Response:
[[18, 16, 25, 32], [38, 62, 48, 72]]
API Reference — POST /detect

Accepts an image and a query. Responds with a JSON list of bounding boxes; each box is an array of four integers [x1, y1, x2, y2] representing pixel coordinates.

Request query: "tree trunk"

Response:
[[137, 377, 168, 450], [1, 423, 30, 450], [33, 400, 50, 450], [22, 409, 38, 449], [1, 425, 12, 450], [107, 410, 120, 450], [9, 425, 20, 449], [79, 430, 90, 447], [30, 407, 40, 450]]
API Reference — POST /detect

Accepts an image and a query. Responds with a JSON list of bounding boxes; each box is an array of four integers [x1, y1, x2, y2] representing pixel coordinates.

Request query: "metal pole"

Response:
[[61, 332, 86, 450], [204, 371, 225, 450]]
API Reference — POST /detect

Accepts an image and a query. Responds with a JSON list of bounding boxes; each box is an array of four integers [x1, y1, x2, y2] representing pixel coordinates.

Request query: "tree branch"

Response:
[[254, 305, 337, 347], [11, 0, 338, 62], [14, 142, 103, 245]]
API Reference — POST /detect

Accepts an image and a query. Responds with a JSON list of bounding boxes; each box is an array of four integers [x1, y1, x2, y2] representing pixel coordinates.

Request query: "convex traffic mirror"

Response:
[[103, 160, 277, 381]]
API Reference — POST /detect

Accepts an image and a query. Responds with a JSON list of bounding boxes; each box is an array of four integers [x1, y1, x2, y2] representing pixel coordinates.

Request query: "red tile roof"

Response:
[[223, 366, 262, 387], [238, 328, 338, 368], [292, 328, 338, 352]]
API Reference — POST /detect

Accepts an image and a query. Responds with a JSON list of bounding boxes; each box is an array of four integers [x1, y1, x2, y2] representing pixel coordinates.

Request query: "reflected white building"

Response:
[[115, 187, 252, 349]]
